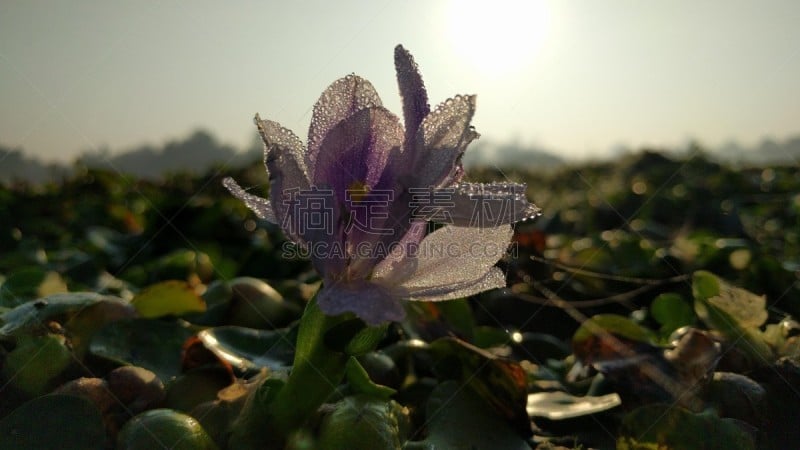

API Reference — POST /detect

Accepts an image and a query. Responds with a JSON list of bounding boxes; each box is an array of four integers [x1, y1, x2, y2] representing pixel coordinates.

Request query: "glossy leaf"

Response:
[[527, 391, 621, 420], [196, 325, 296, 372]]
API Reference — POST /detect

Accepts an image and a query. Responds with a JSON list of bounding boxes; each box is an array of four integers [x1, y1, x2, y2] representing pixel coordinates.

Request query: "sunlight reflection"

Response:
[[446, 0, 550, 77]]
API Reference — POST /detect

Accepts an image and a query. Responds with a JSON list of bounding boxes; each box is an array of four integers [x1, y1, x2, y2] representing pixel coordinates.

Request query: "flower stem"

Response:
[[268, 294, 350, 435], [230, 291, 385, 448]]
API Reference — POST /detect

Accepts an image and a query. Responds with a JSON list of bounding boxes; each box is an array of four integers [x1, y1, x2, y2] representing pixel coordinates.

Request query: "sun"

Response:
[[445, 0, 550, 78]]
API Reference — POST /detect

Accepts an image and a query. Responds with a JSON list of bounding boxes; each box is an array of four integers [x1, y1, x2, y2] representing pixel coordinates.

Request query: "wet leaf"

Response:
[[196, 325, 296, 373], [527, 391, 621, 420]]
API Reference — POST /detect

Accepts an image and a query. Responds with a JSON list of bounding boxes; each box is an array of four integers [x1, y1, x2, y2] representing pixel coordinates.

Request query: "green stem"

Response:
[[230, 291, 386, 448], [268, 295, 350, 435]]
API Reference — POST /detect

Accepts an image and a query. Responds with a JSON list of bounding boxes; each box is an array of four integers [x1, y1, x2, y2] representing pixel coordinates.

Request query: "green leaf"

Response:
[[617, 404, 756, 450], [0, 268, 68, 308], [0, 292, 129, 338], [691, 271, 772, 365], [692, 270, 721, 300], [89, 318, 195, 382], [131, 280, 206, 318], [436, 299, 476, 340], [231, 292, 381, 448], [1, 334, 72, 396], [0, 395, 106, 450], [406, 381, 528, 450], [345, 323, 388, 356], [473, 325, 513, 348], [316, 395, 408, 450], [651, 293, 695, 334], [0, 268, 47, 307], [345, 357, 396, 399], [573, 314, 657, 348]]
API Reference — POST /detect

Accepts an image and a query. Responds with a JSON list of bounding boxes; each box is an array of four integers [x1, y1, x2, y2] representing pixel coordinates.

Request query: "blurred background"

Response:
[[2, 0, 800, 182], [1, 6, 799, 447]]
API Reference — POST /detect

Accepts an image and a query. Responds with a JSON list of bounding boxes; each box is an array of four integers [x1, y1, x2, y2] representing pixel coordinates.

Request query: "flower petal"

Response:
[[308, 75, 383, 175], [407, 267, 507, 302], [222, 177, 277, 222], [317, 280, 406, 325], [313, 106, 407, 278], [255, 114, 309, 184], [371, 220, 426, 284], [426, 182, 542, 227], [255, 114, 313, 243], [394, 45, 430, 149], [411, 95, 479, 188], [395, 225, 512, 291], [313, 107, 404, 196]]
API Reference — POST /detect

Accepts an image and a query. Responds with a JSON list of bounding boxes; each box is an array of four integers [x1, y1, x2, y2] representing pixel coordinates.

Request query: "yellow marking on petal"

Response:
[[348, 181, 370, 203]]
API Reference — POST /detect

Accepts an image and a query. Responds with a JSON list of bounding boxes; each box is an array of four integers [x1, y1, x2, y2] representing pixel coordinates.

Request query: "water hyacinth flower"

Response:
[[224, 45, 540, 325]]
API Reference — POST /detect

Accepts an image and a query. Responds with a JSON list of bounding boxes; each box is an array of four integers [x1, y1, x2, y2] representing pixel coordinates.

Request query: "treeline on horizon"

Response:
[[2, 129, 800, 184]]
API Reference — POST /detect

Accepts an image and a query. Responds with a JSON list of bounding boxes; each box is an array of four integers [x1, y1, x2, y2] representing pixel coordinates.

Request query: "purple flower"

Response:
[[224, 45, 540, 325]]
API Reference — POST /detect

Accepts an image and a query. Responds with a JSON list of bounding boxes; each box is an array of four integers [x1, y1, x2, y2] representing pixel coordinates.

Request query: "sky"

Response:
[[1, 0, 799, 162]]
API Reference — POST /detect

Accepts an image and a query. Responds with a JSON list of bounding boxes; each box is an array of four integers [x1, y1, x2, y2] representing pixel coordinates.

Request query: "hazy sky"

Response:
[[2, 1, 799, 162]]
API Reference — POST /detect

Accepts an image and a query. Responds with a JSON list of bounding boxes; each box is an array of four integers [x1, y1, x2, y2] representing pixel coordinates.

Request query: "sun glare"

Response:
[[446, 0, 550, 78]]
